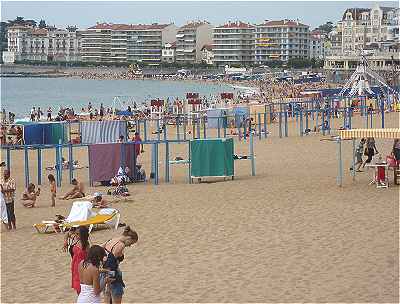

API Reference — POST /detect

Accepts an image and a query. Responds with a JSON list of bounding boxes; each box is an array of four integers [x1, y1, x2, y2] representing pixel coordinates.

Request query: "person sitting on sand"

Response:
[[60, 178, 85, 200], [91, 193, 109, 209], [21, 183, 40, 208]]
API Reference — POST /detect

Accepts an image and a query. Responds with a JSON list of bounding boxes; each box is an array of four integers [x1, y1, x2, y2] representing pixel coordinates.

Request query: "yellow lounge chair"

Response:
[[33, 210, 120, 234], [61, 211, 120, 233]]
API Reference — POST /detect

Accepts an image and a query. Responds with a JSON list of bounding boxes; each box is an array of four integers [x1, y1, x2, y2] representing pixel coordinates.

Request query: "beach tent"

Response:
[[23, 122, 69, 145], [190, 138, 234, 179], [88, 142, 136, 185], [233, 106, 249, 128], [207, 109, 229, 129], [80, 121, 127, 144]]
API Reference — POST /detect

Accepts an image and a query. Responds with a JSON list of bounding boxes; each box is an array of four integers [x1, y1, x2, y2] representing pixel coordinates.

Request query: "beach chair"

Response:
[[33, 221, 63, 234], [61, 209, 120, 233]]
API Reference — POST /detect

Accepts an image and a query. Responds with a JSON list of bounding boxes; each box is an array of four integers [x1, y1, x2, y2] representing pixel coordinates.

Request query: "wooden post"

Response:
[[24, 146, 29, 188], [165, 141, 170, 183], [37, 148, 42, 185]]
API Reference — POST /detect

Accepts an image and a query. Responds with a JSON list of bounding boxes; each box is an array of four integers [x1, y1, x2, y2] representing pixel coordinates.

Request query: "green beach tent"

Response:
[[190, 138, 234, 179]]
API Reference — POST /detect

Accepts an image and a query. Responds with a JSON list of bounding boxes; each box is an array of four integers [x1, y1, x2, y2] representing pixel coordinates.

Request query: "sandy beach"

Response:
[[1, 112, 399, 302]]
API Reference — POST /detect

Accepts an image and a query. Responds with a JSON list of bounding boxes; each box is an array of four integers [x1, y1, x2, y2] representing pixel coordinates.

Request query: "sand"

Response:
[[1, 112, 399, 303]]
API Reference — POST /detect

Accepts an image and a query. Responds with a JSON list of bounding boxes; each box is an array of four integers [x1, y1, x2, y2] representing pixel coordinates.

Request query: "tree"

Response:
[[38, 19, 47, 29], [314, 21, 334, 34]]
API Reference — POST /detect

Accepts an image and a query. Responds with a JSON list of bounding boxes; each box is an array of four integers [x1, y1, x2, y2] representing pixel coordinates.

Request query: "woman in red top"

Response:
[[64, 226, 90, 294]]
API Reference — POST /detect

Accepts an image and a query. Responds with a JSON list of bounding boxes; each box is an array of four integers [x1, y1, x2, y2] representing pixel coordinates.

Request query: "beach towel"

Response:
[[66, 201, 95, 223], [0, 192, 8, 224]]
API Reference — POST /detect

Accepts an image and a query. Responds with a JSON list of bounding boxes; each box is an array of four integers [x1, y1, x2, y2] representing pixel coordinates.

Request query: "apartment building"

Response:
[[309, 30, 326, 59], [5, 25, 81, 63], [201, 44, 213, 65], [161, 42, 176, 63], [255, 20, 310, 64], [213, 21, 255, 67], [175, 21, 212, 64], [81, 23, 177, 63], [340, 4, 399, 53]]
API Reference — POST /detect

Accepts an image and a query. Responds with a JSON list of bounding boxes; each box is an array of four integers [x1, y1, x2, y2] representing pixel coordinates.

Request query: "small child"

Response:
[[350, 138, 366, 172], [48, 174, 56, 207]]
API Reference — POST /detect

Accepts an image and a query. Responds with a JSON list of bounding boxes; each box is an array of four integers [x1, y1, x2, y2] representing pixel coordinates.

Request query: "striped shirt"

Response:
[[1, 177, 16, 204]]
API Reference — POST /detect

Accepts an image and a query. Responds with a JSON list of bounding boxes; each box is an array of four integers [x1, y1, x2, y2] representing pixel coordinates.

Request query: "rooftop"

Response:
[[88, 22, 172, 31], [201, 44, 213, 51], [180, 21, 210, 30], [215, 21, 255, 29], [257, 19, 308, 27]]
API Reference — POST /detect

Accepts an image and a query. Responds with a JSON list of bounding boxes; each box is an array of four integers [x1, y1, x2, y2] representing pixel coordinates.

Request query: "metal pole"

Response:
[[196, 117, 200, 139], [263, 112, 267, 139], [6, 148, 11, 171], [352, 138, 356, 181], [299, 109, 303, 137], [143, 120, 148, 141], [217, 117, 221, 138], [183, 116, 187, 141], [188, 141, 192, 184], [156, 119, 161, 141], [24, 146, 29, 188], [250, 132, 255, 176], [68, 143, 73, 184], [37, 148, 42, 185], [322, 110, 325, 136], [258, 113, 262, 140], [284, 107, 288, 137], [165, 141, 170, 183], [337, 138, 343, 187], [154, 143, 159, 185], [279, 109, 282, 138], [203, 116, 207, 139], [176, 117, 180, 141], [163, 118, 167, 141]]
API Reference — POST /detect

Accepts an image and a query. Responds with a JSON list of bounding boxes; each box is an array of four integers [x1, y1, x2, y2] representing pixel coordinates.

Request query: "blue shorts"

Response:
[[110, 281, 124, 298]]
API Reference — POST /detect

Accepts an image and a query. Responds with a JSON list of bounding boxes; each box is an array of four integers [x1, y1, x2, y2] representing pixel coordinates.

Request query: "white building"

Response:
[[161, 42, 176, 63], [340, 5, 399, 53], [6, 25, 82, 63], [213, 21, 255, 67], [175, 21, 213, 64], [201, 44, 213, 65], [309, 30, 325, 60], [255, 20, 310, 63], [81, 23, 177, 63]]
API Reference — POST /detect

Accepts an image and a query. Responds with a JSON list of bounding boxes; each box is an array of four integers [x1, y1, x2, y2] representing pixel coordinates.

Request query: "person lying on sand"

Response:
[[91, 193, 109, 208], [60, 178, 85, 200], [21, 183, 40, 208]]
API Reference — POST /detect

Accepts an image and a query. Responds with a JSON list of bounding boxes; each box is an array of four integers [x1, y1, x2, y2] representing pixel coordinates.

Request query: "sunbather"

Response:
[[92, 193, 109, 209], [21, 183, 40, 208], [60, 178, 85, 200]]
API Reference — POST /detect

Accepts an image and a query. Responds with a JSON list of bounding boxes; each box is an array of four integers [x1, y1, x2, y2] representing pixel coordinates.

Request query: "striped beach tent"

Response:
[[339, 128, 400, 139], [80, 121, 127, 144]]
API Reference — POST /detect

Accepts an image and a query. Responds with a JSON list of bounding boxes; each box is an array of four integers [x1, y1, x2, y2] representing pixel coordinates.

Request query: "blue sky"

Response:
[[1, 1, 398, 29]]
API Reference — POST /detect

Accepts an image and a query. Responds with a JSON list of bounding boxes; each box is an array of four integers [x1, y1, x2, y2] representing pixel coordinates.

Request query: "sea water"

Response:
[[1, 77, 239, 118]]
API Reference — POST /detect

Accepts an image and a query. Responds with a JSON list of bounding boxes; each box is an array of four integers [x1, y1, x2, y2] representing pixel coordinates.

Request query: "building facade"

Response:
[[6, 25, 82, 63], [255, 20, 310, 64], [213, 21, 255, 67], [340, 4, 399, 53], [175, 21, 212, 64], [161, 42, 176, 63], [309, 30, 325, 59], [201, 44, 213, 65], [81, 23, 177, 63]]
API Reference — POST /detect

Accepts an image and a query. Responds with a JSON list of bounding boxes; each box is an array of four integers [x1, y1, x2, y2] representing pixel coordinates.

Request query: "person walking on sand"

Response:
[[102, 226, 138, 304], [48, 174, 56, 207], [68, 226, 90, 295], [76, 245, 112, 304], [350, 138, 366, 172], [1, 169, 16, 230], [362, 137, 379, 168]]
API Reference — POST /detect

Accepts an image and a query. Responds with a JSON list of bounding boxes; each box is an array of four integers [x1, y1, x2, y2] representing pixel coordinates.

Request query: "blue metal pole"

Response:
[[196, 117, 200, 139], [381, 98, 385, 128], [176, 117, 180, 141], [322, 110, 325, 136], [217, 117, 221, 138], [143, 120, 148, 141], [37, 148, 42, 185], [250, 132, 255, 176], [24, 146, 29, 188], [183, 117, 187, 141], [188, 141, 192, 184], [279, 109, 282, 138], [6, 148, 10, 171], [156, 119, 161, 141], [264, 113, 267, 139], [203, 116, 207, 139], [68, 143, 73, 184], [284, 107, 288, 137], [258, 113, 262, 140], [165, 141, 170, 183], [163, 118, 167, 142], [299, 109, 303, 137]]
